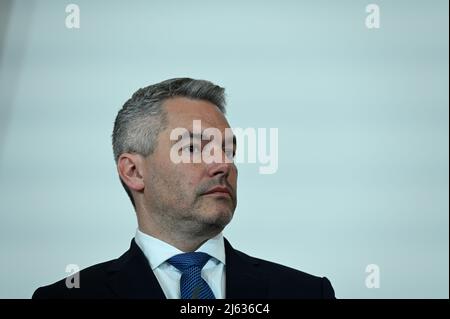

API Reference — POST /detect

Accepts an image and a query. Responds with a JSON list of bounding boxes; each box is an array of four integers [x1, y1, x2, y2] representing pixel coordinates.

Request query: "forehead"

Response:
[[163, 97, 230, 130]]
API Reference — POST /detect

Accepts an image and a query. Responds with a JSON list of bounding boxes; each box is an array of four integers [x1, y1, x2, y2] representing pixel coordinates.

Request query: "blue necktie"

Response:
[[167, 252, 216, 299]]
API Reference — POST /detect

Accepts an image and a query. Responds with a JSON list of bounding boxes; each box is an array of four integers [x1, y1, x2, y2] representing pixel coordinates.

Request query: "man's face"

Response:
[[141, 97, 238, 236]]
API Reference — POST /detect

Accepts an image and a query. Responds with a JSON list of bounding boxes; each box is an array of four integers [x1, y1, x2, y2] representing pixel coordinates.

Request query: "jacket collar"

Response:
[[106, 239, 166, 299], [224, 238, 268, 298], [106, 238, 268, 299]]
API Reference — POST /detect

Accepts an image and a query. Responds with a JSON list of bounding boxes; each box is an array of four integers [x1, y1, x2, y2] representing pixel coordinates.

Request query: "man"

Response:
[[32, 78, 335, 299]]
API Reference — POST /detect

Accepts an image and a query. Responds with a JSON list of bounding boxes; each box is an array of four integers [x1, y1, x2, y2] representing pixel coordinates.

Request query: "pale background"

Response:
[[0, 0, 448, 298]]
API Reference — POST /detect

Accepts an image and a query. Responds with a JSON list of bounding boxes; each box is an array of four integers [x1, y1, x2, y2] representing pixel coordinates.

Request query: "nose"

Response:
[[206, 160, 233, 178], [203, 144, 237, 179]]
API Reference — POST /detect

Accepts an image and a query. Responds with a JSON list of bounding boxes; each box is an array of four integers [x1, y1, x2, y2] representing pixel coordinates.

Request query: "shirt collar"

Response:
[[135, 229, 226, 270]]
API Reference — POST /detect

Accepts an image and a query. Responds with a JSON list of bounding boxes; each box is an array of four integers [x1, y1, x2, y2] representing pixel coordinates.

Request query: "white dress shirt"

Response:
[[134, 229, 226, 299]]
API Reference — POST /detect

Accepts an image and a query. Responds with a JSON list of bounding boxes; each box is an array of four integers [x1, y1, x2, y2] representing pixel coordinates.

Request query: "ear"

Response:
[[117, 153, 145, 192]]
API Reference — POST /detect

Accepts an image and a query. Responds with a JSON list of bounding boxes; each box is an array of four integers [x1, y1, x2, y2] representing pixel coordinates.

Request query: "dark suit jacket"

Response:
[[32, 238, 335, 299]]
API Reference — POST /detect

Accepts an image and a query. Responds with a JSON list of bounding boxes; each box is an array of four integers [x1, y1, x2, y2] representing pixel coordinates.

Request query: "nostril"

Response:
[[208, 162, 230, 178], [213, 170, 226, 177]]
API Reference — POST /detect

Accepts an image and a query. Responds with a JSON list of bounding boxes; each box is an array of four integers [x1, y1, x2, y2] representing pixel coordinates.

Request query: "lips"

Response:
[[203, 186, 232, 197]]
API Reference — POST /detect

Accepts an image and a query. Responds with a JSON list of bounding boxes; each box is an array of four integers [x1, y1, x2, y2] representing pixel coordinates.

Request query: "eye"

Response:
[[224, 148, 235, 160], [183, 144, 201, 154]]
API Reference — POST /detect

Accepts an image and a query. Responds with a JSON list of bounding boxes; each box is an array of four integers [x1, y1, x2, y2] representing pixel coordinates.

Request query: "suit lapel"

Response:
[[224, 238, 268, 298], [106, 239, 166, 299], [105, 238, 268, 299]]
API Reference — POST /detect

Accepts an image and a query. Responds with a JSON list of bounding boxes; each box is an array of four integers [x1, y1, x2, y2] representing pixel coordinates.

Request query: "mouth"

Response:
[[202, 186, 233, 198]]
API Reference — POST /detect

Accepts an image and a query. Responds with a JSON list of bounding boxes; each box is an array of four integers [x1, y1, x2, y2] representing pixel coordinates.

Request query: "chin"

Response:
[[192, 197, 236, 227], [200, 207, 234, 228]]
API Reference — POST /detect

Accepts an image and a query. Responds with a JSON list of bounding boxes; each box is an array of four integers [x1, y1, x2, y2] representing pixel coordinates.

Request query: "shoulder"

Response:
[[32, 260, 116, 299], [231, 247, 335, 299]]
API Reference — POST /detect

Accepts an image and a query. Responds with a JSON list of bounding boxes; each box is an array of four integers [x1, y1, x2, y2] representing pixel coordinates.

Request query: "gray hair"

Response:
[[112, 77, 227, 207]]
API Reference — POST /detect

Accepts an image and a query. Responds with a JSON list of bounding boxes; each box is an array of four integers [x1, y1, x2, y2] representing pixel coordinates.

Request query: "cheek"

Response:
[[174, 164, 203, 189], [229, 166, 238, 184], [145, 161, 175, 191]]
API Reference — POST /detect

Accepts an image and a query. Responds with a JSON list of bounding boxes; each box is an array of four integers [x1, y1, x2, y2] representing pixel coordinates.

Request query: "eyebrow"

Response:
[[173, 131, 236, 146]]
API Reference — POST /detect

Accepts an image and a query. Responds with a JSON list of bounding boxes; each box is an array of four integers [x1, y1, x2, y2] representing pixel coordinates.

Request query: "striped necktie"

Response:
[[167, 252, 216, 299]]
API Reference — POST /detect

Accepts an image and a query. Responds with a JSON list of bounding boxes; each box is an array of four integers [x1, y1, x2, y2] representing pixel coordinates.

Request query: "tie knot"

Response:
[[167, 252, 212, 273]]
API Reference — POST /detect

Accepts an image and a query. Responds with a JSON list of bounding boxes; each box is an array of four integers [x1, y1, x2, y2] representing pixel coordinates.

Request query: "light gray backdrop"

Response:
[[0, 0, 448, 298]]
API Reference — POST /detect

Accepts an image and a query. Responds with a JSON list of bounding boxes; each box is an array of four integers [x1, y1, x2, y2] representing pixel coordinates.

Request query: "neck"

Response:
[[137, 212, 222, 252]]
